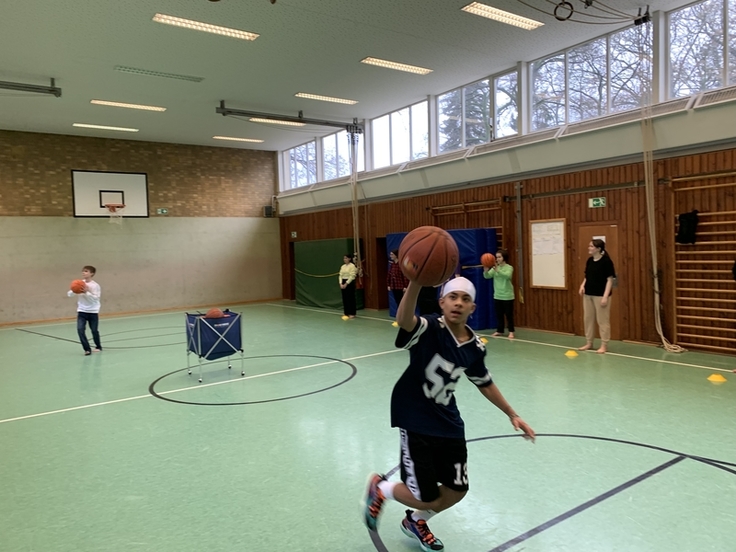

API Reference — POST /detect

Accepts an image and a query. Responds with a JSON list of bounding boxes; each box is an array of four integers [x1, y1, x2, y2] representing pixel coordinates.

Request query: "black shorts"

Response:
[[399, 429, 469, 503]]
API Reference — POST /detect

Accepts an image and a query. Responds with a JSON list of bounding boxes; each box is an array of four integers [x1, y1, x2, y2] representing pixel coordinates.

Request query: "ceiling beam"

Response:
[[216, 101, 363, 132], [0, 78, 61, 97]]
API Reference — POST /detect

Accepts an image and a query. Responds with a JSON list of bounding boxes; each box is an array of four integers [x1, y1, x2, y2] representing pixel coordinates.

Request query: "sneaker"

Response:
[[84, 351, 91, 356], [400, 510, 444, 551], [93, 348, 102, 353], [363, 473, 386, 531]]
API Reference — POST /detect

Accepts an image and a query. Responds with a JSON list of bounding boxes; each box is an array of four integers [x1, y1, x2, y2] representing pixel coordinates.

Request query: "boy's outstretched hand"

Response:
[[511, 417, 536, 443]]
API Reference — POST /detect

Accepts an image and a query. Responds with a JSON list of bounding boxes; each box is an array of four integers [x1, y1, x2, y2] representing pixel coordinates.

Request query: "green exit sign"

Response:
[[156, 208, 169, 215], [588, 197, 606, 208]]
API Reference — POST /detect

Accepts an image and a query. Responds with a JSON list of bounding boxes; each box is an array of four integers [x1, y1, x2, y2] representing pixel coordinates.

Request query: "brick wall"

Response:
[[0, 130, 277, 217]]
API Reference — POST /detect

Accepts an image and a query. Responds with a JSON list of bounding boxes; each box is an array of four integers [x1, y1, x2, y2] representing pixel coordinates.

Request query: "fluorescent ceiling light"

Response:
[[153, 13, 259, 41], [360, 57, 433, 75], [461, 2, 543, 30], [249, 118, 306, 127], [114, 65, 204, 82], [91, 100, 166, 112], [295, 92, 358, 105], [73, 123, 139, 133], [213, 136, 264, 143]]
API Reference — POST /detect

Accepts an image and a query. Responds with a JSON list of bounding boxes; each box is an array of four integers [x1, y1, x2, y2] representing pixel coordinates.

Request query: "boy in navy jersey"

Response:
[[364, 277, 535, 551]]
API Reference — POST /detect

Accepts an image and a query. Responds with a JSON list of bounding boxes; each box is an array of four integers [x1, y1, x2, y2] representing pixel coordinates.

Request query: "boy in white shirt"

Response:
[[67, 265, 102, 355]]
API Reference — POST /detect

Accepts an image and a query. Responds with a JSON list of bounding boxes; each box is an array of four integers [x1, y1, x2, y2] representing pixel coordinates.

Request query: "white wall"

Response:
[[0, 217, 281, 325]]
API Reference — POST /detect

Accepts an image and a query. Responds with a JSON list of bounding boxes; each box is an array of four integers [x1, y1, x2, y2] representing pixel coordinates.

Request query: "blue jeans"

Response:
[[77, 312, 101, 352]]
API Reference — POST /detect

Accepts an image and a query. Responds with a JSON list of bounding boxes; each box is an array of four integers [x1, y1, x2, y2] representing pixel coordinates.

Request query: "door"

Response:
[[575, 224, 620, 341]]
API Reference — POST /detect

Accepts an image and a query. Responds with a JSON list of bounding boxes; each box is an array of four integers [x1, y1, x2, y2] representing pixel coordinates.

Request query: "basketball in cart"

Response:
[[185, 309, 244, 383]]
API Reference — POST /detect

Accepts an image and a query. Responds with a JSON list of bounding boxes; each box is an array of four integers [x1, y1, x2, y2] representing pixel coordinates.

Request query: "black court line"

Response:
[[17, 327, 183, 349], [16, 328, 79, 344], [471, 433, 736, 471], [369, 434, 735, 552], [368, 530, 390, 552], [488, 455, 686, 552], [148, 355, 358, 406]]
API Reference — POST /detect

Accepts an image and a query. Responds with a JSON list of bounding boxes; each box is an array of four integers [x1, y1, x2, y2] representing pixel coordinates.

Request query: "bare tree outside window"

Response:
[[438, 89, 462, 152], [323, 134, 337, 181], [532, 54, 566, 130], [568, 38, 607, 123], [669, 0, 724, 98], [495, 71, 518, 138], [288, 142, 317, 188], [610, 25, 653, 111], [729, 0, 736, 84], [464, 79, 491, 147]]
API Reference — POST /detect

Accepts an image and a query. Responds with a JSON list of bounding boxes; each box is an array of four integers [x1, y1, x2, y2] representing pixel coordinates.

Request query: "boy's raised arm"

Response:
[[396, 280, 421, 331]]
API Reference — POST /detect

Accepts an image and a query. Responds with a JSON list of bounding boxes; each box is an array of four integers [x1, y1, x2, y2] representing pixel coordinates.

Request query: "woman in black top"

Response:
[[578, 239, 616, 353]]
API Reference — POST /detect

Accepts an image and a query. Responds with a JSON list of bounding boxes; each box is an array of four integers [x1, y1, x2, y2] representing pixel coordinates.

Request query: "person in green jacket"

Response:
[[483, 249, 515, 339]]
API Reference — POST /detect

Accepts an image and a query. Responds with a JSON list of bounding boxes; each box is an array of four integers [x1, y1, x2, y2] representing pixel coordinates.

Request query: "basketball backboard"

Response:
[[72, 170, 149, 217]]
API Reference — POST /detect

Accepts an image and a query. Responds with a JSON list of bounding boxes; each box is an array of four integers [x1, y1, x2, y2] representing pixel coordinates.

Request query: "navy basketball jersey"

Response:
[[391, 314, 493, 438]]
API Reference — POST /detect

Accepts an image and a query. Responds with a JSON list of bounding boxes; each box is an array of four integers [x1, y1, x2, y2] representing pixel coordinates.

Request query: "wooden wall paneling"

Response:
[[671, 170, 736, 352], [277, 148, 736, 346]]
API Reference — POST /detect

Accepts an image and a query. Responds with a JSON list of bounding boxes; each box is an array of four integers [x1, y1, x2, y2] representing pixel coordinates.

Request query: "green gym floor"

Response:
[[1, 302, 735, 552]]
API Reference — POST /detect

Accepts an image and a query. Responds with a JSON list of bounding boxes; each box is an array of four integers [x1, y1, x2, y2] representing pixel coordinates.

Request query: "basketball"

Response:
[[398, 226, 459, 286], [70, 279, 86, 294], [481, 253, 496, 268], [204, 307, 225, 319]]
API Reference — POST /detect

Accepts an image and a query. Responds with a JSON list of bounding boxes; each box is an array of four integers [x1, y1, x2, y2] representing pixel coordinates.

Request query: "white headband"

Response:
[[441, 277, 476, 302]]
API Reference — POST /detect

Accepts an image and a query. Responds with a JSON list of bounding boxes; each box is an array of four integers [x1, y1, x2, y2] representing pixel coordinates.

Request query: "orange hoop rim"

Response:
[[104, 203, 126, 213]]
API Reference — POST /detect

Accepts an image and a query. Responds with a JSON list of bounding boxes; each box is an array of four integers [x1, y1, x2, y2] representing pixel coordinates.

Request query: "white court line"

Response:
[[0, 349, 401, 425], [478, 335, 734, 374], [267, 302, 733, 373]]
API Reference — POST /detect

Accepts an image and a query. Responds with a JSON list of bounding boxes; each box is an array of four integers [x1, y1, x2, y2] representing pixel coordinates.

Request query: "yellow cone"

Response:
[[392, 321, 399, 327], [480, 337, 488, 344], [707, 373, 727, 384], [565, 350, 579, 358], [341, 315, 349, 321]]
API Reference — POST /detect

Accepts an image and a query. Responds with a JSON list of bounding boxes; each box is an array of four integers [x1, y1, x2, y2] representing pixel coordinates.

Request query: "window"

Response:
[[669, 0, 724, 98], [494, 71, 518, 138], [464, 80, 491, 146], [372, 114, 391, 169], [391, 107, 411, 164], [372, 101, 428, 168], [729, 0, 736, 84], [531, 23, 654, 129], [438, 80, 491, 152], [610, 25, 653, 111], [438, 88, 463, 152], [411, 102, 429, 159], [322, 134, 338, 181], [532, 54, 566, 131], [286, 141, 316, 189], [568, 38, 607, 123], [323, 130, 364, 179]]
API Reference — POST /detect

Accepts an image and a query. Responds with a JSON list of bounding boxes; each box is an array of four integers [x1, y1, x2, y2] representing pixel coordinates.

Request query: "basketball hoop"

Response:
[[104, 203, 125, 225]]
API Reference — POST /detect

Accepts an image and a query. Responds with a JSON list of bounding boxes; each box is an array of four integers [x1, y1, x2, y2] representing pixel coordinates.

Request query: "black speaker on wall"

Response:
[[263, 205, 274, 218]]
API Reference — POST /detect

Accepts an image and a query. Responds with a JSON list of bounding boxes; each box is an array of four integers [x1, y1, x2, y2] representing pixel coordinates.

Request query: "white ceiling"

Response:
[[0, 0, 687, 153]]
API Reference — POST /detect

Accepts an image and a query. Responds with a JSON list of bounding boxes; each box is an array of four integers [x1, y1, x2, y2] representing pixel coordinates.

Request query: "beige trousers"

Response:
[[582, 295, 611, 344]]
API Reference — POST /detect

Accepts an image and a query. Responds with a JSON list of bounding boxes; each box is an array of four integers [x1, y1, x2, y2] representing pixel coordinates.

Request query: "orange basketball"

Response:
[[481, 253, 496, 268], [398, 226, 459, 287], [70, 279, 86, 294], [204, 307, 225, 319]]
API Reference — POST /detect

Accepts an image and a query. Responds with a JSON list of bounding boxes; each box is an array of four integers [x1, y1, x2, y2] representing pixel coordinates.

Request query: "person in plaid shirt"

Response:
[[388, 249, 410, 308]]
